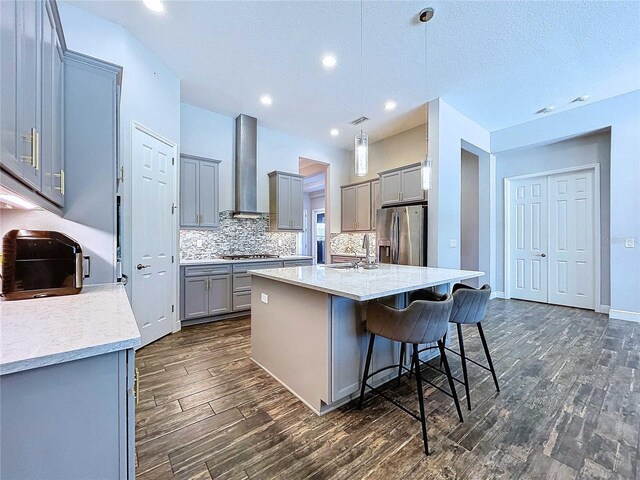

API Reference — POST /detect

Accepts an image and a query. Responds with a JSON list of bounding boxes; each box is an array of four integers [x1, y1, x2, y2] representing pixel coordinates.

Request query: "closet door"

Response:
[[548, 170, 595, 309], [508, 177, 548, 303]]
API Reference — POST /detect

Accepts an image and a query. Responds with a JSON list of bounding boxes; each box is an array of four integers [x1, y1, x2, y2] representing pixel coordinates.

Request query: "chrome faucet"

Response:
[[360, 234, 379, 269]]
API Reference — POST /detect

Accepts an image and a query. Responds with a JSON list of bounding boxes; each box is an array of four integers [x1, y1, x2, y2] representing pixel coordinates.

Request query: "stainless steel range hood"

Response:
[[233, 114, 261, 219]]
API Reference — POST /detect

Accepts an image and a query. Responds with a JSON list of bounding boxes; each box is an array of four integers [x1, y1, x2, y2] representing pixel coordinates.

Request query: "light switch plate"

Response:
[[625, 238, 635, 248], [261, 293, 269, 304], [449, 239, 457, 248]]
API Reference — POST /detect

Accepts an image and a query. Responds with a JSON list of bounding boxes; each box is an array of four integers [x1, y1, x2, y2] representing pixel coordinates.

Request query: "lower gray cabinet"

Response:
[[0, 348, 136, 479], [283, 259, 313, 267], [208, 275, 231, 315], [183, 276, 209, 320]]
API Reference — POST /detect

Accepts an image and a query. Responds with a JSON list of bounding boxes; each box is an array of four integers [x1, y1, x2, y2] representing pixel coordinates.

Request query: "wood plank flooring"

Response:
[[134, 299, 640, 479]]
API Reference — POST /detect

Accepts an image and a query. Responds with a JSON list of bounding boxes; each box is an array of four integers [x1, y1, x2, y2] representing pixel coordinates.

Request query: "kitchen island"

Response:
[[250, 264, 483, 415]]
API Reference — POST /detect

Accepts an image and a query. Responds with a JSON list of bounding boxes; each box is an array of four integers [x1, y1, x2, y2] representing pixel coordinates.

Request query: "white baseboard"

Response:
[[597, 305, 610, 314], [609, 309, 640, 322], [491, 291, 505, 300]]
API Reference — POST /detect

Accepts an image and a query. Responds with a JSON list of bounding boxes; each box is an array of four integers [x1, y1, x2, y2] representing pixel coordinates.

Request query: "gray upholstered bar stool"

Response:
[[357, 293, 463, 456], [412, 283, 500, 410]]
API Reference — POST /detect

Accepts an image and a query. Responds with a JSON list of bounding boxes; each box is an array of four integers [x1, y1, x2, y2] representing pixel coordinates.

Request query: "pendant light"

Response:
[[354, 0, 368, 177], [420, 7, 434, 190]]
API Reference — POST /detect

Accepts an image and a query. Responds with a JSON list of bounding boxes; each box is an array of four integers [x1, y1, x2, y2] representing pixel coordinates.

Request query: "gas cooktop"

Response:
[[218, 254, 280, 260]]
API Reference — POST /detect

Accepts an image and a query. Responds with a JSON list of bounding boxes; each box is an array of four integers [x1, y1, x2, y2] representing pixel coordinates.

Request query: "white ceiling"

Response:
[[66, 0, 640, 149]]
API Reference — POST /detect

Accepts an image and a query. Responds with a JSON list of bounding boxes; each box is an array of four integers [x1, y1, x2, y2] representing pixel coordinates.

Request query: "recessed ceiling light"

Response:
[[142, 0, 164, 13], [536, 106, 555, 114], [321, 54, 337, 69], [260, 95, 272, 106], [384, 100, 397, 111], [330, 128, 339, 136], [571, 95, 590, 103]]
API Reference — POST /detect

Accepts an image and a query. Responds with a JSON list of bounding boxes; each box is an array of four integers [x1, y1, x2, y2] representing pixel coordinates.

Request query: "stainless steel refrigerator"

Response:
[[376, 205, 428, 266]]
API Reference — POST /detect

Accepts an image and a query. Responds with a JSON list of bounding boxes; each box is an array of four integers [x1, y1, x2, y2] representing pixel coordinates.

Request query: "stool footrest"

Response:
[[361, 382, 421, 422], [443, 346, 493, 372], [417, 359, 465, 386]]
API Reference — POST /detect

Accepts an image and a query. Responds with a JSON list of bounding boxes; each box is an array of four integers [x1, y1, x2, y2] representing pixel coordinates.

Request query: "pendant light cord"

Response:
[[360, 0, 364, 118]]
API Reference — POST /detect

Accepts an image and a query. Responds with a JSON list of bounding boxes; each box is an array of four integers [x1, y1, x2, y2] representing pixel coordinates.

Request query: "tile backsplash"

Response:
[[330, 232, 376, 256], [180, 211, 297, 260]]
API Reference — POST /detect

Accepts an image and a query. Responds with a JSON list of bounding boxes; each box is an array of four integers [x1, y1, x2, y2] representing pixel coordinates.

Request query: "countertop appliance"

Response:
[[376, 205, 428, 266], [218, 254, 280, 260], [2, 230, 86, 300]]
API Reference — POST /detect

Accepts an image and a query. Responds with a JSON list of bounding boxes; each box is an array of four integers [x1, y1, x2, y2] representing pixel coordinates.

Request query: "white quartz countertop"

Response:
[[181, 255, 312, 266], [0, 284, 141, 376], [250, 264, 484, 301]]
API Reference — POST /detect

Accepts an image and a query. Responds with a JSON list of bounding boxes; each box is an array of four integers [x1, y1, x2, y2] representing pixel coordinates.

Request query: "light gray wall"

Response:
[[495, 130, 611, 305], [461, 149, 480, 287], [491, 90, 639, 318]]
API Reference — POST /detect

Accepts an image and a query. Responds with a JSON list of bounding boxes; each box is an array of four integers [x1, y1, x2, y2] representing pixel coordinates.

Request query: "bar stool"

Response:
[[357, 294, 463, 456], [411, 284, 500, 410]]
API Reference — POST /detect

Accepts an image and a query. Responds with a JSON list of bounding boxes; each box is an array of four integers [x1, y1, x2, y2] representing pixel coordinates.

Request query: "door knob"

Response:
[[536, 253, 547, 258], [136, 264, 151, 270]]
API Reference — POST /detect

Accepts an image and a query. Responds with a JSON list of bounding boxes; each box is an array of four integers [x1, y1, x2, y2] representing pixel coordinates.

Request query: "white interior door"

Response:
[[509, 177, 548, 303], [508, 169, 596, 310], [548, 170, 595, 309], [132, 125, 176, 347]]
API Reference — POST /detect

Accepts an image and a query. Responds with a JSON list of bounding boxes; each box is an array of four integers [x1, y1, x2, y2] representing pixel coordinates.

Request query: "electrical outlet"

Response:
[[277, 238, 283, 247], [196, 239, 203, 247], [449, 239, 457, 248], [261, 293, 269, 304], [625, 238, 635, 248]]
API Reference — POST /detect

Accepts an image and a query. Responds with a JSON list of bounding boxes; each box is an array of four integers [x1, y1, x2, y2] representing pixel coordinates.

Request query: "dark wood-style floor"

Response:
[[134, 300, 639, 479]]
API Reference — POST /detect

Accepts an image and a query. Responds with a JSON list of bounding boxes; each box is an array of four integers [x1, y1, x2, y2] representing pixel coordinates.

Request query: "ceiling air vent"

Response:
[[349, 116, 369, 126]]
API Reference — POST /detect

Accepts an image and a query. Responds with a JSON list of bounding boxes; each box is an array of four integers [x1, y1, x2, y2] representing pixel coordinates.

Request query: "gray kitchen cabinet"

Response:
[[268, 171, 304, 231], [231, 261, 284, 313], [40, 0, 64, 205], [180, 154, 220, 229], [64, 51, 121, 284], [183, 276, 209, 320], [1, 348, 136, 479], [283, 259, 313, 267], [16, 0, 40, 190], [181, 265, 232, 320], [380, 163, 426, 206], [371, 179, 381, 227], [208, 274, 232, 315], [400, 164, 425, 203], [341, 181, 371, 232], [0, 0, 66, 211], [0, 0, 19, 177]]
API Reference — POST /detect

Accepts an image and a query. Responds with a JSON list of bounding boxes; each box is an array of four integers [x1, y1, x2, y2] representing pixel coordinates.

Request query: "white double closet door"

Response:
[[508, 168, 596, 309]]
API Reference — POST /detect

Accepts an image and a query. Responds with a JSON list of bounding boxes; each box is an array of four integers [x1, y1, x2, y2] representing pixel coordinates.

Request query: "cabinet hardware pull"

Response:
[[20, 155, 34, 165], [33, 128, 39, 170], [54, 170, 65, 195], [134, 368, 140, 405]]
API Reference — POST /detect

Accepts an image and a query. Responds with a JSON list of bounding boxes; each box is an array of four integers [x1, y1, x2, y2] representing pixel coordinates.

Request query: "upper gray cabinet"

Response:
[[371, 179, 381, 228], [0, 0, 66, 208], [341, 181, 371, 232], [268, 171, 304, 231], [380, 163, 426, 206], [180, 154, 220, 229], [64, 51, 121, 284]]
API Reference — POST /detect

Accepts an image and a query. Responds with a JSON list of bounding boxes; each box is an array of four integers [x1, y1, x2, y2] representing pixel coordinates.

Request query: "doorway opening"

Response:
[[460, 148, 480, 287], [299, 158, 331, 264]]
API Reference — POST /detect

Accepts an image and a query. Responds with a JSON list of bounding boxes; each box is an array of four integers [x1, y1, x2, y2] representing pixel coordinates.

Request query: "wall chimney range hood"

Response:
[[233, 114, 262, 219]]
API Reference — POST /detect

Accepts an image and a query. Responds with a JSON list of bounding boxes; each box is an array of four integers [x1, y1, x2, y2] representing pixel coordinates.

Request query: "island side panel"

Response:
[[251, 276, 331, 413]]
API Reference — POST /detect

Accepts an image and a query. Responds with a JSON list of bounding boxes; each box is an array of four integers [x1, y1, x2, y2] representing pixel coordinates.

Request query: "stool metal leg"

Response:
[[412, 344, 429, 456], [358, 333, 375, 409], [457, 324, 472, 410], [437, 340, 463, 423], [477, 323, 500, 393], [398, 342, 406, 387], [440, 330, 447, 367]]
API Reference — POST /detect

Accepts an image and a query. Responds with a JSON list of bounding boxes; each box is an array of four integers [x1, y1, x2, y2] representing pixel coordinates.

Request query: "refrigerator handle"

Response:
[[391, 211, 399, 264]]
